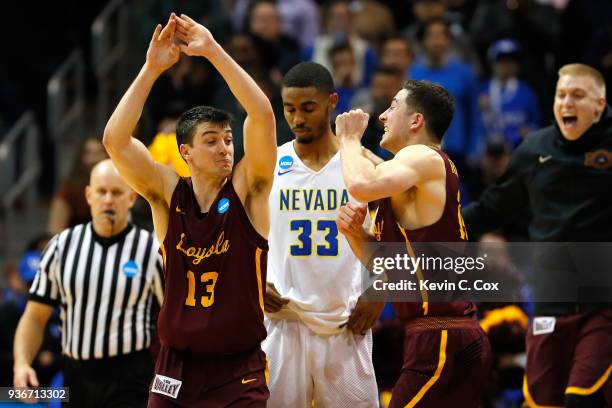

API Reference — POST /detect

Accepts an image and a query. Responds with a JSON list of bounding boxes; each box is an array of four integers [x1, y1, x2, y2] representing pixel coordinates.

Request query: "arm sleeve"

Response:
[[462, 144, 530, 235], [29, 235, 61, 306]]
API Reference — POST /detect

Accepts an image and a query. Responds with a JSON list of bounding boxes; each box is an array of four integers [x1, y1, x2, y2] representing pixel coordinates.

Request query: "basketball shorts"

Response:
[[262, 317, 379, 408], [389, 316, 492, 408], [148, 344, 269, 407], [523, 308, 612, 407]]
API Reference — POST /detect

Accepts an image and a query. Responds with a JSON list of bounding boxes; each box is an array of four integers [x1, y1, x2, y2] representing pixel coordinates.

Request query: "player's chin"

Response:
[[295, 134, 314, 144]]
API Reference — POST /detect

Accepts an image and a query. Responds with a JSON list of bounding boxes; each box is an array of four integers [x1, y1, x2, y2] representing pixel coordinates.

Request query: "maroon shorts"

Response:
[[148, 345, 269, 407], [389, 317, 492, 408], [524, 308, 612, 406]]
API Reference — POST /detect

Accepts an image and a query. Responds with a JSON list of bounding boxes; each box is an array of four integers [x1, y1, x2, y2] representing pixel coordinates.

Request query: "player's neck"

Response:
[[191, 173, 227, 213], [293, 129, 339, 170], [410, 131, 439, 149]]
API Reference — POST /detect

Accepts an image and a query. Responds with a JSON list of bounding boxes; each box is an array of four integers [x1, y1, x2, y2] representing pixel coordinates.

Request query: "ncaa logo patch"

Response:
[[217, 198, 230, 214], [279, 155, 294, 170], [151, 374, 182, 399], [122, 260, 139, 278]]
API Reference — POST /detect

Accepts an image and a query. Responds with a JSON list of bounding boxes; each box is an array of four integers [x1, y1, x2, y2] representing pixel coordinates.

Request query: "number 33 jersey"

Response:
[[267, 141, 364, 335], [158, 177, 268, 354]]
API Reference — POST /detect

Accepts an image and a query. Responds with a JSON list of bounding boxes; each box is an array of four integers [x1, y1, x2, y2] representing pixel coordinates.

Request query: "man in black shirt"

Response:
[[463, 64, 612, 407]]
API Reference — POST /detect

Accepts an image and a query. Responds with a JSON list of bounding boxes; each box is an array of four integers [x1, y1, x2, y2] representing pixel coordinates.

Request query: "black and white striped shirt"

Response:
[[29, 223, 164, 360]]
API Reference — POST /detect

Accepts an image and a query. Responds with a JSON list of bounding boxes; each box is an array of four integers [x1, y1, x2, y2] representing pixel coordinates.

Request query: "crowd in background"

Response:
[[1, 0, 612, 407]]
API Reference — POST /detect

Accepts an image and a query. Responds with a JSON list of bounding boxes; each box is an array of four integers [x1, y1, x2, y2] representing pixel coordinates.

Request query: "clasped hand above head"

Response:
[[145, 12, 219, 74]]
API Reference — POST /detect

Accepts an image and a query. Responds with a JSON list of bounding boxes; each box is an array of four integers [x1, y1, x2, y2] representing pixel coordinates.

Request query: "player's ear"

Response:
[[329, 92, 339, 111], [411, 112, 424, 131], [85, 185, 93, 206], [179, 144, 190, 163]]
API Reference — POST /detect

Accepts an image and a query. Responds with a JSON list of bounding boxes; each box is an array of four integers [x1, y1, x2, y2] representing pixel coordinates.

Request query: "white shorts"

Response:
[[262, 318, 379, 408]]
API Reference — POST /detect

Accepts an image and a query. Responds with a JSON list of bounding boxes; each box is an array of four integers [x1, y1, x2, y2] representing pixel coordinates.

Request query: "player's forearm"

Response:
[[103, 63, 161, 151], [13, 315, 45, 368], [203, 43, 274, 121], [345, 228, 376, 266], [340, 139, 377, 201]]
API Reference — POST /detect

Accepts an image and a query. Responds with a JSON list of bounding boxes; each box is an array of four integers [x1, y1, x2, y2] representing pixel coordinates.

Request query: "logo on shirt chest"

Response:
[[584, 149, 612, 170], [122, 260, 139, 278], [175, 231, 230, 265]]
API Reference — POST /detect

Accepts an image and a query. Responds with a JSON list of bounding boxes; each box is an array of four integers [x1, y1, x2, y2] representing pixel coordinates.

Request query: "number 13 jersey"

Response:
[[267, 141, 363, 335], [158, 177, 268, 354]]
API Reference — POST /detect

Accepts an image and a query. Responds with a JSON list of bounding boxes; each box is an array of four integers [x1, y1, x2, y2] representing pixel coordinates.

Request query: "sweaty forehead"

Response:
[[282, 86, 327, 105]]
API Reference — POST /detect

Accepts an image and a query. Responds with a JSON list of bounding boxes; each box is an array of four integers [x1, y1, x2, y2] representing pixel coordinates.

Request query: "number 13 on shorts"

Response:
[[290, 219, 339, 257]]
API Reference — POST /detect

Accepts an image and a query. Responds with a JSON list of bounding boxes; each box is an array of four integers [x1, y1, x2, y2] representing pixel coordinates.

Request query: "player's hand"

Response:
[[175, 14, 217, 58], [145, 13, 180, 74], [336, 202, 367, 238], [335, 109, 369, 141], [343, 297, 385, 335], [264, 283, 289, 313], [13, 364, 39, 388]]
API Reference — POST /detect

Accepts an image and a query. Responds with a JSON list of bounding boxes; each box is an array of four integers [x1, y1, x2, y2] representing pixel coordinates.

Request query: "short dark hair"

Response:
[[328, 42, 353, 60], [282, 62, 335, 94], [403, 80, 454, 142], [176, 106, 233, 146], [416, 17, 450, 44]]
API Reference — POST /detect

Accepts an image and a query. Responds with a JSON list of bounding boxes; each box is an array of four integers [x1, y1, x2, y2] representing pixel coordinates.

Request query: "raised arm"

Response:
[[336, 110, 443, 203], [103, 15, 180, 203], [175, 14, 276, 189]]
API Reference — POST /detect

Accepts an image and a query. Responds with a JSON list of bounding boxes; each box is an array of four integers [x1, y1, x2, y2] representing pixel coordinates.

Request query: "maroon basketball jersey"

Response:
[[373, 147, 476, 320], [158, 177, 268, 354]]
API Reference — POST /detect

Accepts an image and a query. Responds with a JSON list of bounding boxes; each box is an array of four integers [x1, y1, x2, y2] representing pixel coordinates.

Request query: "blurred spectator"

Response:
[[478, 39, 540, 150], [410, 18, 482, 172], [0, 235, 62, 388], [367, 0, 413, 32], [47, 137, 107, 235], [379, 34, 414, 79], [351, 65, 404, 159], [245, 0, 302, 79], [303, 0, 377, 88], [329, 42, 365, 115], [557, 0, 612, 103], [351, 0, 395, 50], [469, 0, 560, 117], [405, 0, 480, 72], [231, 0, 320, 50]]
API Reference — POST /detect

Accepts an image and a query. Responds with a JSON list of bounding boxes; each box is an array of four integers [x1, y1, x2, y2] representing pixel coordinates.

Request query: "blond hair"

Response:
[[558, 63, 606, 97]]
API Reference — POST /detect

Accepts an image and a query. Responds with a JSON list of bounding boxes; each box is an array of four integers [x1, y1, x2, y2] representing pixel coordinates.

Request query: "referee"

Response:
[[13, 159, 164, 408]]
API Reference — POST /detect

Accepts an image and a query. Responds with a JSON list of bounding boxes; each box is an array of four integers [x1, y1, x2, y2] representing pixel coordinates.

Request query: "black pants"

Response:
[[63, 350, 154, 408]]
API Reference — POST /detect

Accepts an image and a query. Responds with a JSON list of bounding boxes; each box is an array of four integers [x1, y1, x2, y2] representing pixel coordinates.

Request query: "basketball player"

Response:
[[103, 13, 276, 406], [335, 81, 492, 407], [262, 61, 380, 407]]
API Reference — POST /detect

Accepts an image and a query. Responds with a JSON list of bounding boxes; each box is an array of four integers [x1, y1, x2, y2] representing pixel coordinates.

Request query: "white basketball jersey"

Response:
[[267, 141, 363, 335]]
